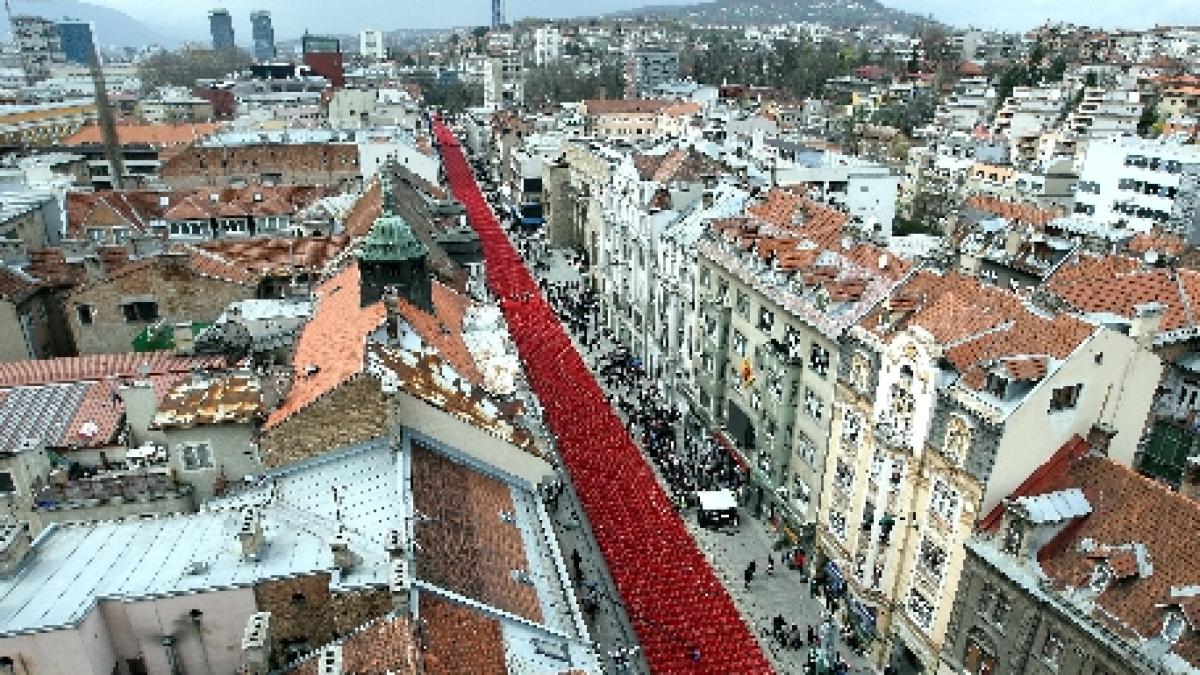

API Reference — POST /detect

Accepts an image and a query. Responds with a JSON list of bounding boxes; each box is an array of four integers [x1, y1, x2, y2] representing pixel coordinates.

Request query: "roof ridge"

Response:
[[1173, 268, 1198, 327]]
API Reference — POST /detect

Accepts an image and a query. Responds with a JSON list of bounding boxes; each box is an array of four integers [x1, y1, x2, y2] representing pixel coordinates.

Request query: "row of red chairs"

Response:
[[431, 119, 772, 674]]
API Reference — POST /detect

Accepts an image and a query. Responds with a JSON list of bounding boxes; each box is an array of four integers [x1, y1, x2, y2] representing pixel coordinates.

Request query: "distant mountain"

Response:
[[613, 0, 935, 32], [1, 0, 180, 49]]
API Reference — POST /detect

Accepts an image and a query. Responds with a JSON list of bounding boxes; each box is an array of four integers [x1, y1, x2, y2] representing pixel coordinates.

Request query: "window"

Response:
[[758, 307, 774, 332], [1089, 562, 1114, 592], [907, 588, 934, 628], [796, 433, 816, 466], [1040, 631, 1064, 668], [918, 538, 948, 581], [731, 330, 747, 357], [943, 416, 972, 465], [810, 344, 830, 377], [835, 459, 855, 493], [851, 352, 871, 392], [964, 637, 997, 675], [716, 279, 729, 303], [929, 479, 960, 525], [985, 373, 1008, 399], [828, 510, 847, 539], [1163, 610, 1188, 644], [841, 410, 862, 445], [735, 290, 749, 317], [1049, 384, 1082, 412], [0, 470, 14, 493], [180, 443, 213, 470], [75, 304, 94, 325], [1002, 518, 1024, 555], [804, 388, 824, 420], [699, 266, 711, 286], [793, 476, 811, 510], [121, 301, 159, 323]]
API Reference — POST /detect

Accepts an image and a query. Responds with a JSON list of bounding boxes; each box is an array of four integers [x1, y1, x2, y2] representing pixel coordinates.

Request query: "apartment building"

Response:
[[483, 50, 524, 111], [692, 189, 911, 531], [11, 15, 62, 83], [626, 47, 680, 98], [816, 269, 1160, 672], [1064, 87, 1143, 140], [533, 26, 563, 66], [0, 99, 96, 149], [933, 78, 995, 133], [60, 122, 222, 189], [580, 99, 700, 139], [1073, 136, 1200, 232]]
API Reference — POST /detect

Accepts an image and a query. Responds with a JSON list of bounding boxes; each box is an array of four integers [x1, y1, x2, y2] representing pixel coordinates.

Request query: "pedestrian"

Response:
[[743, 562, 755, 589], [766, 554, 775, 576], [772, 614, 786, 641], [570, 549, 582, 582], [807, 624, 817, 646]]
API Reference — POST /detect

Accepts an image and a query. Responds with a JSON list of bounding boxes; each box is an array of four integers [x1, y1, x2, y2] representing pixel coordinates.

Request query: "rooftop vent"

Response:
[[238, 508, 264, 561]]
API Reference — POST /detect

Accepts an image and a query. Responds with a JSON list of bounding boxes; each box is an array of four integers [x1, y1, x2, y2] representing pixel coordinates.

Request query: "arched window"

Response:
[[944, 415, 973, 466]]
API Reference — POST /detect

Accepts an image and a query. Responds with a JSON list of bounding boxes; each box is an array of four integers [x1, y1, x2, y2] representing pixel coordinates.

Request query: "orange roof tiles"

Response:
[[418, 592, 507, 675], [152, 374, 263, 428], [265, 264, 387, 429], [1002, 356, 1050, 381], [965, 194, 1061, 227], [0, 267, 42, 303], [1128, 231, 1188, 258], [391, 282, 483, 386], [1048, 254, 1200, 333], [583, 99, 672, 115], [62, 122, 221, 148], [0, 352, 223, 388]]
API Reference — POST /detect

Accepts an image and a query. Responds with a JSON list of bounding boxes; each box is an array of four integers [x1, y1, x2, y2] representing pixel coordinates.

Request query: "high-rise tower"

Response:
[[490, 0, 503, 29], [250, 11, 275, 61], [208, 9, 235, 51]]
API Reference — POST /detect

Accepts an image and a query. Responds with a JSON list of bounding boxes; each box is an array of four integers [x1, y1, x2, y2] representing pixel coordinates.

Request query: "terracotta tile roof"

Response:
[[160, 144, 359, 180], [1128, 231, 1188, 258], [284, 614, 419, 675], [151, 374, 263, 428], [634, 148, 724, 184], [978, 435, 1092, 531], [1002, 355, 1050, 381], [0, 267, 42, 303], [583, 99, 672, 115], [192, 234, 350, 280], [418, 592, 507, 675], [264, 264, 387, 429], [965, 194, 1061, 227], [366, 345, 541, 459], [25, 248, 86, 288], [410, 442, 543, 623], [0, 352, 223, 388], [343, 180, 383, 238], [1018, 453, 1200, 668], [164, 197, 214, 221], [62, 122, 221, 147], [1047, 254, 1200, 333], [390, 282, 483, 386]]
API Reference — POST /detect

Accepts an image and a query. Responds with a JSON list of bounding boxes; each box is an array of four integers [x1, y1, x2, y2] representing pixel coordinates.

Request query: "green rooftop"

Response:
[[358, 216, 427, 263]]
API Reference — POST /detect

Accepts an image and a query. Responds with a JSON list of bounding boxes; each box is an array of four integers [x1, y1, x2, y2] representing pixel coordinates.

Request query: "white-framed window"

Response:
[[804, 388, 824, 420], [796, 433, 816, 466], [851, 352, 871, 392], [835, 459, 855, 494], [841, 409, 862, 445], [731, 330, 747, 357], [828, 510, 847, 539], [1049, 384, 1082, 412], [918, 537, 948, 581], [793, 476, 811, 511], [907, 588, 935, 628], [930, 479, 960, 525], [767, 369, 784, 402], [943, 415, 972, 466], [810, 343, 830, 377], [180, 443, 214, 470], [758, 307, 774, 332]]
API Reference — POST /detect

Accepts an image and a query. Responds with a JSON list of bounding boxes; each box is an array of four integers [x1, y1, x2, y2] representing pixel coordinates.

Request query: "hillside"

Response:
[[615, 0, 935, 31], [0, 0, 178, 49]]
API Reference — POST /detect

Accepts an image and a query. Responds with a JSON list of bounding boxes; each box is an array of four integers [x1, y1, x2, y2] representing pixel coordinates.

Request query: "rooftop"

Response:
[[61, 122, 221, 148], [151, 374, 263, 429]]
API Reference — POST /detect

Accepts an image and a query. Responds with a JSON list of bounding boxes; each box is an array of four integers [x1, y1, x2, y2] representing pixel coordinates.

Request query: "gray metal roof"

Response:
[[1016, 487, 1092, 524]]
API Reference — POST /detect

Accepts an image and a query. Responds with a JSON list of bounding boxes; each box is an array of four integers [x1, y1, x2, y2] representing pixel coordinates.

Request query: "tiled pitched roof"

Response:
[[342, 180, 383, 238], [390, 282, 484, 386], [418, 592, 507, 675], [1023, 454, 1200, 668], [151, 374, 263, 428], [1048, 254, 1200, 333], [0, 267, 42, 303], [192, 235, 350, 280], [284, 614, 419, 675], [1128, 231, 1188, 258], [965, 194, 1061, 227], [0, 352, 223, 388], [583, 99, 672, 115], [62, 122, 221, 147], [411, 441, 543, 623], [160, 144, 359, 180], [264, 264, 387, 429]]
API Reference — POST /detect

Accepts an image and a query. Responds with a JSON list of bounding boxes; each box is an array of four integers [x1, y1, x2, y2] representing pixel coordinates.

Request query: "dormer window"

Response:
[[1089, 561, 1114, 592], [1002, 517, 1025, 555], [1163, 610, 1188, 644], [985, 372, 1008, 399]]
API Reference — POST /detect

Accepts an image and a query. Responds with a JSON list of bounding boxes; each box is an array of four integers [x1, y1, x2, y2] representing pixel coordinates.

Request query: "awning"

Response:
[[712, 430, 749, 470], [850, 599, 877, 637], [825, 560, 846, 596]]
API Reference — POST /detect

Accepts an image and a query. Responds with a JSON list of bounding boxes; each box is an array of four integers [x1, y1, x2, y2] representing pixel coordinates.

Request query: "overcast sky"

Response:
[[84, 0, 1198, 41]]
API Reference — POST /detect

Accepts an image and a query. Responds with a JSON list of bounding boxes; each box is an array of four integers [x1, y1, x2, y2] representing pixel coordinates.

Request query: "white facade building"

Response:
[[533, 26, 562, 67], [359, 29, 386, 61], [1074, 136, 1200, 232]]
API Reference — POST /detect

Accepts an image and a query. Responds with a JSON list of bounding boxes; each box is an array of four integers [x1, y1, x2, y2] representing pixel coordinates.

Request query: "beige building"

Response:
[[691, 188, 911, 532], [816, 269, 1161, 672], [580, 99, 701, 139]]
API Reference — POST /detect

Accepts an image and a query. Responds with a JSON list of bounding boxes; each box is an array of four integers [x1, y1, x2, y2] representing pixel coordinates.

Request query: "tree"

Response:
[[422, 80, 482, 113], [1139, 97, 1160, 137], [524, 63, 623, 106], [137, 47, 253, 91]]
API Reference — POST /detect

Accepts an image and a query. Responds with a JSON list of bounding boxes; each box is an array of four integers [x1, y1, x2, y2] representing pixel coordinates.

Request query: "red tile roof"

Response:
[[965, 194, 1061, 227], [391, 282, 483, 386], [0, 267, 42, 303], [264, 264, 387, 429], [1048, 254, 1200, 333], [62, 122, 221, 147], [0, 352, 224, 388], [419, 592, 507, 675]]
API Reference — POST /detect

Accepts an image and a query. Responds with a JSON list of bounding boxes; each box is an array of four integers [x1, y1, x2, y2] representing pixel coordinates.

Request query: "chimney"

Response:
[[241, 612, 272, 675], [119, 380, 160, 446], [1129, 301, 1165, 347], [0, 239, 29, 266], [173, 322, 196, 355], [317, 645, 343, 675], [1181, 456, 1200, 502], [0, 522, 32, 577], [384, 528, 407, 558], [1003, 227, 1022, 257], [329, 531, 360, 571], [1086, 422, 1117, 456], [238, 508, 264, 560], [389, 557, 412, 615]]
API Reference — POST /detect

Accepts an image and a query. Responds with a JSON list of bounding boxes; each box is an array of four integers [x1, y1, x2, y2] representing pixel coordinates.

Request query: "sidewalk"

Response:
[[534, 244, 878, 675]]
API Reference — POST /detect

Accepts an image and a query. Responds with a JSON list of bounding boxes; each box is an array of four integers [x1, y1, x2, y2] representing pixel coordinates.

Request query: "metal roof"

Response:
[[1015, 487, 1092, 524]]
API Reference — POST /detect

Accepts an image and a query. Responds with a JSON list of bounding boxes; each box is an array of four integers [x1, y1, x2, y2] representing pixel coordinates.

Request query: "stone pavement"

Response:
[[532, 243, 879, 675]]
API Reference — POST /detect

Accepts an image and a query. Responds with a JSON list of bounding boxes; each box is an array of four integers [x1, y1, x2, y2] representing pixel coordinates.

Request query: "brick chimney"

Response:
[[0, 522, 31, 577], [1086, 422, 1117, 457]]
